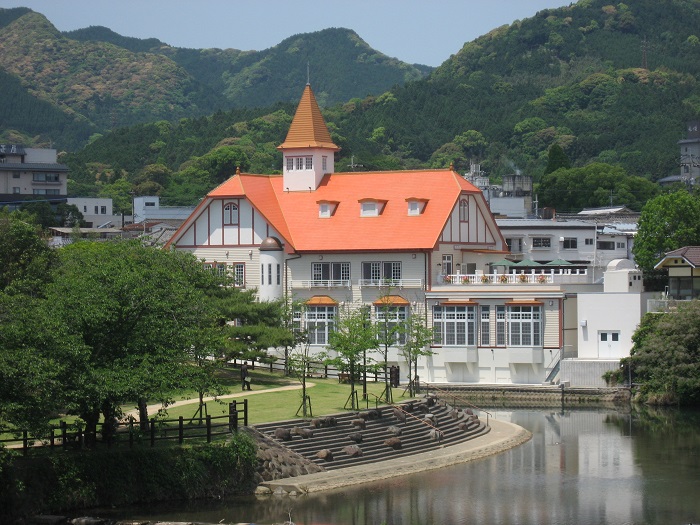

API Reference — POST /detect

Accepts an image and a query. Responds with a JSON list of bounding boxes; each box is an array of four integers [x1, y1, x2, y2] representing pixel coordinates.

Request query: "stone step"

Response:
[[254, 397, 487, 472]]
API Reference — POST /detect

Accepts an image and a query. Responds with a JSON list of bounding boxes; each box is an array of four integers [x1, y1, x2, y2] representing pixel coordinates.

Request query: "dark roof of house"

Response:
[[655, 246, 700, 269], [0, 162, 69, 172]]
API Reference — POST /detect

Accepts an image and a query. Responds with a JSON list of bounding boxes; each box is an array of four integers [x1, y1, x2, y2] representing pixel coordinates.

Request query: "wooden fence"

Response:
[[1, 400, 248, 456], [231, 357, 391, 383]]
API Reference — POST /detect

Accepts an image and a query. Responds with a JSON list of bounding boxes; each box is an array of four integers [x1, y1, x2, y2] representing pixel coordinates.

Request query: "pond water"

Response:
[[98, 408, 700, 525]]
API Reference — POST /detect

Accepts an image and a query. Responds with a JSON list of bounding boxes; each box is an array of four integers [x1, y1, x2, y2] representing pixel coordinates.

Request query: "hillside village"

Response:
[[3, 83, 698, 389]]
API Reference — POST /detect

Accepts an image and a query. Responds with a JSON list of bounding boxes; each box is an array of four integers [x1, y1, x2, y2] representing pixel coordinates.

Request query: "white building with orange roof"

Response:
[[166, 84, 578, 386]]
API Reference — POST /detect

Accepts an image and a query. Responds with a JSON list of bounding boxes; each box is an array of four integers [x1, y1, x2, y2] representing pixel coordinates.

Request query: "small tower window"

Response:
[[286, 157, 294, 171], [224, 202, 239, 225], [459, 199, 469, 222], [305, 156, 313, 169], [322, 156, 328, 171]]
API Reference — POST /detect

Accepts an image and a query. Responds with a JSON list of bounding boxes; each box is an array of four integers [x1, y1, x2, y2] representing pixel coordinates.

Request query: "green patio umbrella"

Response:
[[545, 258, 572, 265], [511, 259, 542, 266], [489, 259, 516, 266]]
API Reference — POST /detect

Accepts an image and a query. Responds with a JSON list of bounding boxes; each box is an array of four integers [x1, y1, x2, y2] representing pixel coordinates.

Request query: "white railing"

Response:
[[358, 278, 423, 288], [290, 279, 352, 289], [440, 273, 553, 285]]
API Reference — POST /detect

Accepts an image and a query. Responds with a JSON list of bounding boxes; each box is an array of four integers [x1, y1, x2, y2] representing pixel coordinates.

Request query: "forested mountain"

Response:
[[0, 7, 430, 149], [13, 0, 700, 214]]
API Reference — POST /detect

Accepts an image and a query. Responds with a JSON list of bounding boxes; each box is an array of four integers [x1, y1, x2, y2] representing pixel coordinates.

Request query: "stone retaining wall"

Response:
[[430, 385, 631, 408], [243, 427, 324, 484]]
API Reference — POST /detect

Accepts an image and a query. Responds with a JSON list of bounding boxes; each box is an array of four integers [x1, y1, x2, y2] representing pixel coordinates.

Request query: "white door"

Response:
[[598, 331, 620, 358]]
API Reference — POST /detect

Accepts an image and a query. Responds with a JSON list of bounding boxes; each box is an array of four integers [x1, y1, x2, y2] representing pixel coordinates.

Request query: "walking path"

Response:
[[259, 418, 531, 494]]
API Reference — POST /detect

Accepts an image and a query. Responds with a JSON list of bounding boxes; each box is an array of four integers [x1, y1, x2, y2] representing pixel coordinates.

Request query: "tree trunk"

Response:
[[138, 397, 149, 431]]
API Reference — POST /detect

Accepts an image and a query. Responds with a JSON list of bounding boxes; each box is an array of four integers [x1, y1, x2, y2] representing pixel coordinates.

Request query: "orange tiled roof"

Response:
[[277, 85, 339, 151], [208, 168, 484, 252]]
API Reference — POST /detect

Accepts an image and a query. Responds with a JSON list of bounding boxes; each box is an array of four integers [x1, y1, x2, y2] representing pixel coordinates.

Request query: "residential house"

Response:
[[166, 85, 611, 386], [0, 145, 69, 207], [497, 218, 633, 283], [653, 246, 700, 301]]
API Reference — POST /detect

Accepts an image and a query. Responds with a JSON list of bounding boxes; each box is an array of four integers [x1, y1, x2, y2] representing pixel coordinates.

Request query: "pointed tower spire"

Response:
[[279, 85, 339, 191]]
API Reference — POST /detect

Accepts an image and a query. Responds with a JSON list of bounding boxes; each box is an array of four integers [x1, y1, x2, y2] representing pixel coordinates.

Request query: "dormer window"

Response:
[[406, 198, 428, 216], [359, 199, 386, 217], [317, 200, 338, 218], [362, 202, 377, 216]]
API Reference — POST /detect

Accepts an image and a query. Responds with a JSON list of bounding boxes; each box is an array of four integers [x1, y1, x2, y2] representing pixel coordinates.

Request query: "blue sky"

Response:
[[3, 1, 570, 66]]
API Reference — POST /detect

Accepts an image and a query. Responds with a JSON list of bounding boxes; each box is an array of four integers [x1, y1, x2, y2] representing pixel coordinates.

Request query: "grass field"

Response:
[[1, 368, 410, 445]]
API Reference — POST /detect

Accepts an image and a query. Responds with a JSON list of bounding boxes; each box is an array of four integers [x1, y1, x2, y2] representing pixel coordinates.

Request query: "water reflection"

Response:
[[99, 408, 700, 525]]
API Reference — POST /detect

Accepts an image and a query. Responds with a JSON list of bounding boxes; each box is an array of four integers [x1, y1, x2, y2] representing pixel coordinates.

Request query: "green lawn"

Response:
[[1, 368, 410, 445], [160, 376, 407, 425]]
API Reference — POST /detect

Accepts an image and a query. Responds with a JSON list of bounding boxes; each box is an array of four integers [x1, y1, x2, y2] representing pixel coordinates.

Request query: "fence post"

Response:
[[129, 419, 134, 449], [228, 402, 238, 433], [61, 421, 67, 450], [22, 430, 28, 456], [77, 427, 83, 450], [206, 415, 212, 443], [150, 418, 156, 447], [178, 416, 184, 444], [243, 398, 248, 427], [50, 427, 55, 449], [269, 360, 273, 373], [324, 364, 328, 378]]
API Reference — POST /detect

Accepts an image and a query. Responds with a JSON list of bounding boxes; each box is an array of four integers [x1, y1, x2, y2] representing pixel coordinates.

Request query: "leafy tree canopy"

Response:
[[624, 304, 700, 406], [632, 190, 700, 273], [538, 162, 660, 212]]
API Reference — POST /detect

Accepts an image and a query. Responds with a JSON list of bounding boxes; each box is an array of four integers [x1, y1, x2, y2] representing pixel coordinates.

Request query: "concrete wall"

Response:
[[560, 359, 620, 388]]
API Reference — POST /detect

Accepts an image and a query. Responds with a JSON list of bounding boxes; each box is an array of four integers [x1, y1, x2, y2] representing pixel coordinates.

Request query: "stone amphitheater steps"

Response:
[[254, 398, 490, 471]]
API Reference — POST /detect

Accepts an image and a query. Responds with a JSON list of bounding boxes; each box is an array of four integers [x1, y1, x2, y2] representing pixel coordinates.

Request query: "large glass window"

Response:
[[376, 305, 407, 345], [312, 262, 350, 284], [433, 305, 476, 346], [304, 306, 336, 345], [507, 306, 541, 346], [362, 261, 401, 283]]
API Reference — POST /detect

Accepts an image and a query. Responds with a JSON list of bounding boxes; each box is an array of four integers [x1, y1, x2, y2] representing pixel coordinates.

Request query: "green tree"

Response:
[[544, 143, 571, 175], [622, 304, 700, 406], [538, 163, 659, 212], [45, 240, 224, 441], [632, 191, 700, 273], [374, 295, 407, 403], [399, 311, 434, 397], [325, 306, 377, 410], [0, 210, 56, 296]]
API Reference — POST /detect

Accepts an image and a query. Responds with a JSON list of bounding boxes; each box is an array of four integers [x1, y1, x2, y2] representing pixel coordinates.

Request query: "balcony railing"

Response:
[[289, 278, 423, 289], [290, 279, 352, 289], [440, 273, 553, 285], [358, 278, 423, 288]]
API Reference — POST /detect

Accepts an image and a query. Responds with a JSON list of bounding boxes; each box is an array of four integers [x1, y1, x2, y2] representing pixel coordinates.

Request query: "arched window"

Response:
[[224, 202, 239, 225], [459, 199, 469, 222]]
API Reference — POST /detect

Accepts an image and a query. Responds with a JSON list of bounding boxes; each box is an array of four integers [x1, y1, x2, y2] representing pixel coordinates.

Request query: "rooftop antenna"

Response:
[[307, 61, 310, 85], [347, 155, 364, 171]]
